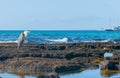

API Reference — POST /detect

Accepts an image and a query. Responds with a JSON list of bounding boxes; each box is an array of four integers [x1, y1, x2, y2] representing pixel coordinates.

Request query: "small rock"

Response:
[[37, 72, 60, 78]]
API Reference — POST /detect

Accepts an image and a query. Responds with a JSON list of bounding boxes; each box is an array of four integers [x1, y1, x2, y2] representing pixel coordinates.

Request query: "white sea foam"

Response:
[[83, 39, 111, 43], [0, 40, 17, 43], [0, 40, 28, 43], [45, 38, 68, 43]]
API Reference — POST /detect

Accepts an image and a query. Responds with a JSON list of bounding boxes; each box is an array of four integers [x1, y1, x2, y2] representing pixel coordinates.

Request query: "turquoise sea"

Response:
[[0, 30, 120, 44]]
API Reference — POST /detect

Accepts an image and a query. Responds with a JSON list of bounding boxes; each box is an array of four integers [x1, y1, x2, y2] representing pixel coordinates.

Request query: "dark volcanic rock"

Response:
[[0, 42, 120, 74], [37, 72, 60, 78], [108, 62, 119, 70], [100, 61, 120, 70], [55, 65, 82, 72]]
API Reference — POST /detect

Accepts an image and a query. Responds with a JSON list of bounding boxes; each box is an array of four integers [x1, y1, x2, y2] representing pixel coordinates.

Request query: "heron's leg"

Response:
[[17, 48, 20, 61]]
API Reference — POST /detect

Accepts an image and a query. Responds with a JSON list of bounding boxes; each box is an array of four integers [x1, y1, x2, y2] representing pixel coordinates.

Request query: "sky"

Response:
[[0, 0, 120, 30]]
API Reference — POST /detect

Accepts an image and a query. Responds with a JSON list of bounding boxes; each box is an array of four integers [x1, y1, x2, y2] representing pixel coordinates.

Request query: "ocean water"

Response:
[[0, 30, 120, 44]]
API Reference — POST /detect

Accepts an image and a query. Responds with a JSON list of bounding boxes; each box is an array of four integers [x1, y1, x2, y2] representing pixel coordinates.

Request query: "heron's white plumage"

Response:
[[17, 30, 29, 49]]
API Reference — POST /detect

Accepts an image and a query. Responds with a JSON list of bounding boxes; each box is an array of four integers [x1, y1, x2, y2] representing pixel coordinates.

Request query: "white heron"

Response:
[[17, 30, 29, 49], [17, 30, 29, 60]]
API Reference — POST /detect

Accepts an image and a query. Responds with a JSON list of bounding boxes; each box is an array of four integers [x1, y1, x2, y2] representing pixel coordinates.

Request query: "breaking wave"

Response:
[[0, 40, 28, 43], [0, 40, 17, 43], [45, 37, 68, 43]]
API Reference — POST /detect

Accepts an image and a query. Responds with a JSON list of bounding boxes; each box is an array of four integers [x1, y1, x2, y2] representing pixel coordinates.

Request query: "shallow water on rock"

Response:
[[0, 73, 36, 78], [0, 68, 120, 78], [60, 69, 120, 78]]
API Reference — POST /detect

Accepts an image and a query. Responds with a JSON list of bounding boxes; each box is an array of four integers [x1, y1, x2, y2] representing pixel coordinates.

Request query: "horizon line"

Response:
[[0, 29, 102, 31]]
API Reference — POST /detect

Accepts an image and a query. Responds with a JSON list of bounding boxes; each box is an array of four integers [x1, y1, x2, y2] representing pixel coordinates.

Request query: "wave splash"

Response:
[[0, 38, 120, 44], [0, 40, 17, 43], [0, 40, 28, 43], [45, 38, 68, 43]]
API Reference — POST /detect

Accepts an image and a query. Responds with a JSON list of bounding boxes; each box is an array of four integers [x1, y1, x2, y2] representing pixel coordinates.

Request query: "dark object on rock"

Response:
[[37, 72, 60, 78], [108, 62, 119, 70], [100, 61, 119, 70], [55, 65, 81, 72]]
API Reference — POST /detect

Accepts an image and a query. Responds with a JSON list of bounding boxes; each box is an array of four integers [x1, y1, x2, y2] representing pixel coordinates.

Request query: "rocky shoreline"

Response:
[[0, 42, 119, 76]]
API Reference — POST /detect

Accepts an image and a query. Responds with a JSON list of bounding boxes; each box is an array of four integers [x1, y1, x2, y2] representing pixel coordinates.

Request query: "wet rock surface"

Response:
[[37, 72, 60, 78], [0, 42, 119, 74]]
